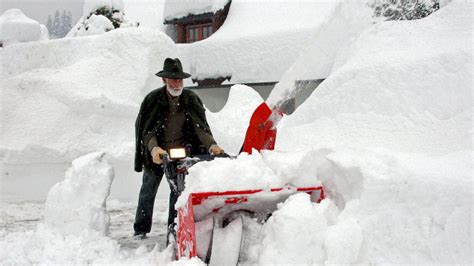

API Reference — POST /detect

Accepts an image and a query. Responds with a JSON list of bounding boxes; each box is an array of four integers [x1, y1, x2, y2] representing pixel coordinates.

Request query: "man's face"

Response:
[[163, 78, 184, 97], [164, 78, 183, 89]]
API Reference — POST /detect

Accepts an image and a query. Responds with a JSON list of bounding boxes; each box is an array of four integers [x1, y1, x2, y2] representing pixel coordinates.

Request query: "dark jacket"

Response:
[[134, 86, 214, 172]]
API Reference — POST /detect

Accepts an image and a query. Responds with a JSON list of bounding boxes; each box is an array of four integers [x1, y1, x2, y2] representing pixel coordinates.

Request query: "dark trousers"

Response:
[[133, 166, 179, 234]]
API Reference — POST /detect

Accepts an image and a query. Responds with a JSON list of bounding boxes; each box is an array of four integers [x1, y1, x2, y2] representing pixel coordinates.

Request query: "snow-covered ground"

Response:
[[1, 0, 472, 264]]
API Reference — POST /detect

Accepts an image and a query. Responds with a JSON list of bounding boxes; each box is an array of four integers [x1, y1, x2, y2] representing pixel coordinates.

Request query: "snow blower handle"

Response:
[[161, 153, 180, 193]]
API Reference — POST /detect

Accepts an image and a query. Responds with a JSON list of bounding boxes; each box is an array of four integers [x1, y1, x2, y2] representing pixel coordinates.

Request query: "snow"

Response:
[[1, 28, 176, 201], [123, 0, 166, 30], [206, 84, 263, 155], [0, 9, 45, 46], [39, 24, 49, 40], [1, 0, 472, 264], [43, 152, 114, 236], [69, 0, 133, 37], [270, 0, 472, 263], [177, 0, 372, 85], [258, 194, 338, 264], [164, 0, 229, 21], [83, 0, 125, 16]]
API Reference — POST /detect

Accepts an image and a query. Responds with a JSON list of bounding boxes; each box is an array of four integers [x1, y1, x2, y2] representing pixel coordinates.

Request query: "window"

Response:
[[202, 25, 213, 39], [186, 24, 214, 43], [187, 26, 199, 43]]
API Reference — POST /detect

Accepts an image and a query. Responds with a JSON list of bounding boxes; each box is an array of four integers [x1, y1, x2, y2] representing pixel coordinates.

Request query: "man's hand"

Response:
[[209, 144, 225, 155], [151, 147, 168, 164]]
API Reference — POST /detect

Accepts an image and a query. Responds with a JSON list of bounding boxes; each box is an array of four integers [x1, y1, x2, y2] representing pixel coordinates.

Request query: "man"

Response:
[[133, 58, 224, 238]]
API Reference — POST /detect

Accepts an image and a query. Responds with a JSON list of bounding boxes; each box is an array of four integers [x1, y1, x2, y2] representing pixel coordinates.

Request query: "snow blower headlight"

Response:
[[169, 148, 186, 160]]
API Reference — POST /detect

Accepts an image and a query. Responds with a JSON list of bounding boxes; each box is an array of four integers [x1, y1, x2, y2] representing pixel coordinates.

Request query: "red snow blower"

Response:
[[164, 102, 325, 264]]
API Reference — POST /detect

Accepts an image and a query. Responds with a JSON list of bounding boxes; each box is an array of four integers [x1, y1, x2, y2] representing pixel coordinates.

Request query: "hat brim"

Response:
[[155, 71, 191, 79]]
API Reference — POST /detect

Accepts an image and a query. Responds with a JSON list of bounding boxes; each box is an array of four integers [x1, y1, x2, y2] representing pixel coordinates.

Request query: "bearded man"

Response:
[[133, 58, 224, 238]]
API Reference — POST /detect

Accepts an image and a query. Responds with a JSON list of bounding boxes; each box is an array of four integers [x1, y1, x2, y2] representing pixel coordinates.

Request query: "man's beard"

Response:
[[166, 85, 183, 97]]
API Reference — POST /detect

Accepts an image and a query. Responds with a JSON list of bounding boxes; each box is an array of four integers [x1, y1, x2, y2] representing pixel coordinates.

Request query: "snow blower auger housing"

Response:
[[176, 185, 325, 261], [162, 148, 325, 264]]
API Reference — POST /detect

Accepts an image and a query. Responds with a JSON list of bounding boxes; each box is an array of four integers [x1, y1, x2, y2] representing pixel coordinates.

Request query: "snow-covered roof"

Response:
[[176, 0, 352, 85], [0, 9, 43, 45], [164, 0, 229, 21]]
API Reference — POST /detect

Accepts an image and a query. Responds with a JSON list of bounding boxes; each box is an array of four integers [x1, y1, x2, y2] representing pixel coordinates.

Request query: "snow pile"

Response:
[[269, 1, 472, 263], [123, 0, 166, 29], [43, 152, 114, 236], [1, 28, 176, 201], [1, 28, 175, 164], [267, 0, 373, 106], [164, 0, 229, 21], [0, 9, 46, 46], [69, 0, 137, 37], [258, 194, 338, 264], [178, 0, 373, 84], [0, 220, 174, 264], [178, 1, 472, 264], [0, 153, 175, 264], [277, 0, 471, 155], [206, 84, 263, 155], [178, 152, 282, 207]]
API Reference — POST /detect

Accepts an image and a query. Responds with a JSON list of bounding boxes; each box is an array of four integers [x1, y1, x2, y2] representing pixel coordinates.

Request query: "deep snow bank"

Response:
[[0, 9, 47, 46], [43, 152, 113, 236], [206, 84, 263, 155], [1, 28, 175, 164], [177, 0, 342, 84], [272, 1, 472, 263], [177, 1, 472, 264], [0, 152, 177, 264]]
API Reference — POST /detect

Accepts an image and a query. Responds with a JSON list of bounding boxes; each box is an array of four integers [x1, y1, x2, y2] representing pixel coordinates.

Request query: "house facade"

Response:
[[163, 0, 231, 43]]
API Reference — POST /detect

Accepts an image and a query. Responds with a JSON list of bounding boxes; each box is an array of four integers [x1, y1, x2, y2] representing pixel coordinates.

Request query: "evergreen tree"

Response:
[[60, 10, 73, 37], [46, 15, 53, 34], [51, 10, 61, 38], [371, 0, 440, 21]]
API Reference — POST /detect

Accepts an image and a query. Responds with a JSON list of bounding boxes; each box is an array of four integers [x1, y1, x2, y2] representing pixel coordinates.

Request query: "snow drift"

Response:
[[43, 152, 114, 236], [176, 0, 345, 84], [177, 0, 472, 264], [1, 28, 175, 164], [0, 9, 47, 46], [273, 1, 472, 263], [1, 0, 471, 264]]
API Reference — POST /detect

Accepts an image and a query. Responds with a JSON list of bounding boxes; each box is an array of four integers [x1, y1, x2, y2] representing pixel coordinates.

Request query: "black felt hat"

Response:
[[155, 58, 191, 79]]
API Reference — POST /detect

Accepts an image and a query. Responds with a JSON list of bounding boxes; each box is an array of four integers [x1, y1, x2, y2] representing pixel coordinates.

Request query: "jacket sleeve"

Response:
[[134, 95, 149, 172]]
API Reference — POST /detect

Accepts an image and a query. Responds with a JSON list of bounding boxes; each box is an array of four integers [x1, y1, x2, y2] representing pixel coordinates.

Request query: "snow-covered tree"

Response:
[[52, 10, 61, 37], [370, 0, 440, 21], [45, 9, 74, 39], [46, 15, 53, 34], [60, 10, 73, 37], [68, 0, 137, 37]]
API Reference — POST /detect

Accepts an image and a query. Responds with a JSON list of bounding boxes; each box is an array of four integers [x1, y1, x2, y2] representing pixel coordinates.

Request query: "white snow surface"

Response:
[[68, 0, 130, 37], [1, 28, 175, 165], [164, 0, 229, 21], [0, 9, 45, 46], [1, 0, 472, 264], [43, 152, 114, 236], [177, 0, 373, 84], [123, 0, 165, 30], [83, 0, 125, 16], [206, 84, 263, 155]]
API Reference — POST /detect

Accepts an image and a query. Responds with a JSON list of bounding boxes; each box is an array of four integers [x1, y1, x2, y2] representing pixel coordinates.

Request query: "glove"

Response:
[[209, 144, 224, 155], [151, 147, 168, 164]]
